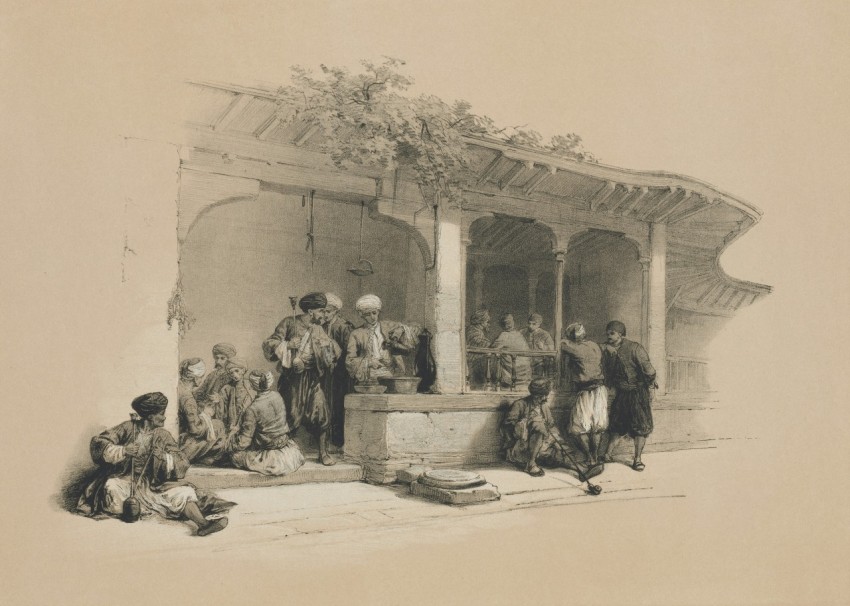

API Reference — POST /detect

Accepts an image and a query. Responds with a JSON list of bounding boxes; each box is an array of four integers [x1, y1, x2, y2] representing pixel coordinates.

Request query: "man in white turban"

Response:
[[346, 294, 420, 384], [178, 358, 226, 465], [323, 292, 354, 448]]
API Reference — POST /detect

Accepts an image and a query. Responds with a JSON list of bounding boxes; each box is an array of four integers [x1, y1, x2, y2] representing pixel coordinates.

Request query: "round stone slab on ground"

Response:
[[418, 469, 486, 490]]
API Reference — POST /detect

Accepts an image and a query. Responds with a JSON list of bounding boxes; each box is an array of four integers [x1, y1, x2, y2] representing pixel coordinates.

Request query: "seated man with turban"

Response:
[[76, 392, 233, 536], [466, 309, 492, 388], [194, 342, 238, 415], [346, 294, 420, 384], [502, 379, 604, 478], [491, 314, 533, 390], [262, 292, 341, 465], [216, 357, 255, 435], [521, 313, 556, 379], [224, 371, 305, 476], [178, 358, 226, 465]]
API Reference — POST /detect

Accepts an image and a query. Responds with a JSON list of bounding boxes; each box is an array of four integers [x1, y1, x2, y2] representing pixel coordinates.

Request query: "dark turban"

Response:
[[528, 379, 551, 396], [605, 320, 627, 336], [299, 292, 327, 312], [131, 392, 168, 417], [212, 343, 237, 357], [528, 313, 543, 323], [470, 309, 489, 325]]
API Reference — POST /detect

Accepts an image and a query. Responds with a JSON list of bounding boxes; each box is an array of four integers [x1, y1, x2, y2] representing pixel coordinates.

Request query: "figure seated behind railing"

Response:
[[491, 314, 532, 390]]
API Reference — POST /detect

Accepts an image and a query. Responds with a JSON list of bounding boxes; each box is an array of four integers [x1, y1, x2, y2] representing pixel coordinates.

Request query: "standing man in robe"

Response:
[[560, 322, 608, 465], [76, 392, 232, 536], [601, 320, 657, 471], [491, 313, 532, 390], [323, 292, 354, 449], [178, 358, 226, 465], [346, 294, 417, 384], [521, 313, 555, 379], [262, 292, 341, 466]]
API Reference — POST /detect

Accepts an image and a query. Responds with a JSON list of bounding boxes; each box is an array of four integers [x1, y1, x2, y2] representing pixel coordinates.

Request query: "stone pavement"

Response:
[[153, 448, 695, 554]]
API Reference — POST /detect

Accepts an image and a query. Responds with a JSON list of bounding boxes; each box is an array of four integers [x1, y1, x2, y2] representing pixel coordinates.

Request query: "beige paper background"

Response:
[[1, 1, 849, 604]]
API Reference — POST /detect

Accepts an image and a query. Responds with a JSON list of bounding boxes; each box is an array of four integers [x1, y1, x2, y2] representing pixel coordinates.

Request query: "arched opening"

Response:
[[178, 189, 427, 373], [565, 229, 643, 343]]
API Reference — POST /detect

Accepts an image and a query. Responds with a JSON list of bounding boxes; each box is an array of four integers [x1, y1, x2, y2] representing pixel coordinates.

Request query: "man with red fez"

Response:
[[601, 320, 658, 472], [194, 342, 238, 413], [178, 358, 226, 465], [322, 292, 354, 448], [76, 392, 233, 536], [263, 292, 341, 465]]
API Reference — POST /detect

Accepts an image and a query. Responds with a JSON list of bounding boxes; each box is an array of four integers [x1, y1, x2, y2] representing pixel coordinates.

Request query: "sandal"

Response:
[[632, 461, 645, 472], [526, 464, 545, 477]]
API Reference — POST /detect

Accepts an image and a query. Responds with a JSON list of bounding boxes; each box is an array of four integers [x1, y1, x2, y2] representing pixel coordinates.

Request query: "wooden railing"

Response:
[[465, 347, 559, 392], [666, 355, 710, 392]]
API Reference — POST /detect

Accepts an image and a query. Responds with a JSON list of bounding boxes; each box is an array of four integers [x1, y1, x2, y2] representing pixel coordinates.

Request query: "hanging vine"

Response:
[[273, 57, 597, 207]]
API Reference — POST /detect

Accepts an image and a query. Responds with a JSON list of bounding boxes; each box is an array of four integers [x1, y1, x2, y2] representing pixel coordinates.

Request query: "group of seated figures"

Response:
[[75, 293, 657, 536], [466, 310, 557, 389], [75, 292, 426, 536]]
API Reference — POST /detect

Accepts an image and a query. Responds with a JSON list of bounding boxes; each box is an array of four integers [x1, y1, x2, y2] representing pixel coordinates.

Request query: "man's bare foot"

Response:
[[526, 463, 545, 477]]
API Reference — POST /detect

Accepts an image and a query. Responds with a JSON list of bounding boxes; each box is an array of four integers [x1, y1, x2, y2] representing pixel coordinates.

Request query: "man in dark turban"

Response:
[[194, 342, 238, 413], [502, 379, 604, 479], [76, 392, 234, 536], [262, 292, 340, 465], [601, 320, 657, 471]]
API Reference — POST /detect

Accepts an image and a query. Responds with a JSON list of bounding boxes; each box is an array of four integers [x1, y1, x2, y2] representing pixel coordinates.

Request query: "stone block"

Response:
[[396, 465, 431, 484], [409, 481, 501, 505]]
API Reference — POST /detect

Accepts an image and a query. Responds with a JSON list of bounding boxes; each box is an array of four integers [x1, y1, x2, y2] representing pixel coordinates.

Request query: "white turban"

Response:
[[355, 294, 382, 312], [180, 358, 206, 378], [325, 292, 344, 310]]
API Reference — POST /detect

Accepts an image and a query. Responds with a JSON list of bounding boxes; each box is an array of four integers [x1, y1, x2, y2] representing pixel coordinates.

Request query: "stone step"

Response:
[[185, 461, 364, 490]]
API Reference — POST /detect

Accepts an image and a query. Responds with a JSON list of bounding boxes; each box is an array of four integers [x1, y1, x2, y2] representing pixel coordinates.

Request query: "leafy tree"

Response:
[[274, 57, 596, 202]]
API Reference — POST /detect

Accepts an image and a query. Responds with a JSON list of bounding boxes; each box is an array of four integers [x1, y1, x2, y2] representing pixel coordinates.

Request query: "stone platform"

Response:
[[344, 392, 722, 484], [185, 461, 364, 490]]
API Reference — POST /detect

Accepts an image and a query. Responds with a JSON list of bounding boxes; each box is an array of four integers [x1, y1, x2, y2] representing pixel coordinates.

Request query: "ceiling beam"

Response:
[[620, 186, 652, 216], [499, 161, 525, 190], [254, 114, 281, 140], [293, 123, 320, 146], [212, 93, 254, 132], [654, 190, 694, 222], [607, 185, 636, 215], [477, 153, 504, 185], [668, 195, 718, 224], [588, 181, 617, 211]]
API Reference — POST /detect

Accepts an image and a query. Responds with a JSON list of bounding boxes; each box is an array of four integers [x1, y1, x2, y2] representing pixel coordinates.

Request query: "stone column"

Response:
[[424, 198, 465, 394], [461, 236, 471, 392], [648, 222, 667, 393], [553, 251, 566, 384]]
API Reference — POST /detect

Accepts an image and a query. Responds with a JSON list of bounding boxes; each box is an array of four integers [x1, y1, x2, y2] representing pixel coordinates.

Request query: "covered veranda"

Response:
[[175, 81, 771, 482]]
